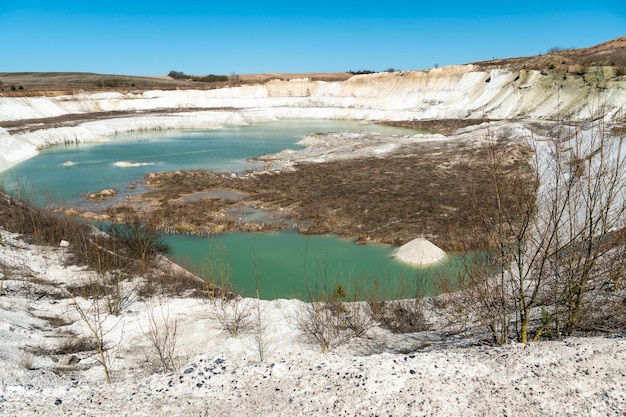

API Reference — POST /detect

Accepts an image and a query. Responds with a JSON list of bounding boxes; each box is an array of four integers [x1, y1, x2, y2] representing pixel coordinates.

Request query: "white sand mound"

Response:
[[394, 237, 446, 266]]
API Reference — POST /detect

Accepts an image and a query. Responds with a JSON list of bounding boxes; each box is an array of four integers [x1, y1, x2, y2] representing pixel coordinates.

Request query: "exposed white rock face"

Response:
[[1, 65, 624, 172], [394, 238, 446, 266]]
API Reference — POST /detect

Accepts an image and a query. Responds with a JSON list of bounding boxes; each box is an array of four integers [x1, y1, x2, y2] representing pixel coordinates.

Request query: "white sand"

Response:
[[0, 228, 625, 416], [394, 238, 446, 266]]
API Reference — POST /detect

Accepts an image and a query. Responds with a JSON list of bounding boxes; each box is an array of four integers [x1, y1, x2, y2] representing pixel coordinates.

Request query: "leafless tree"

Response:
[[443, 114, 626, 345], [140, 297, 179, 373], [71, 284, 120, 383]]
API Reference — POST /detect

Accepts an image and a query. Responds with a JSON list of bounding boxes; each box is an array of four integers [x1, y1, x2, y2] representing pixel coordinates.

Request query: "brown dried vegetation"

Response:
[[126, 139, 533, 251]]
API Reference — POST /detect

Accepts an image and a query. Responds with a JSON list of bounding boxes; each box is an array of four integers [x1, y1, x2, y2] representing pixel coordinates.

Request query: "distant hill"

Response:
[[0, 71, 352, 95], [472, 35, 626, 71], [1, 36, 625, 94]]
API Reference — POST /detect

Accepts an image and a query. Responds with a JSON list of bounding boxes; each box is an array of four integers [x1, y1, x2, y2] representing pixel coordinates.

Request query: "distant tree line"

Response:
[[168, 70, 228, 83], [0, 79, 25, 91], [547, 46, 574, 54], [348, 68, 399, 75], [95, 78, 135, 88], [348, 70, 376, 75]]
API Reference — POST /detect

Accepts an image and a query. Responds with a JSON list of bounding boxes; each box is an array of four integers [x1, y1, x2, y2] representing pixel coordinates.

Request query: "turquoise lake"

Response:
[[0, 120, 461, 300]]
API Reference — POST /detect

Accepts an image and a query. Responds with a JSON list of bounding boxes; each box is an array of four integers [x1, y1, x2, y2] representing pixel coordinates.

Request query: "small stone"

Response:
[[59, 355, 80, 366], [54, 399, 62, 406], [59, 240, 70, 247], [184, 367, 194, 374]]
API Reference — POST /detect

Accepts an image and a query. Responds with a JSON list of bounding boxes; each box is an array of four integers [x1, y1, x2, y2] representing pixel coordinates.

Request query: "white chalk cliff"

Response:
[[1, 65, 625, 172]]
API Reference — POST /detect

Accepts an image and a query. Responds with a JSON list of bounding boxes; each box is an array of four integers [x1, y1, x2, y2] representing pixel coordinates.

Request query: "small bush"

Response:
[[20, 352, 35, 370], [375, 298, 428, 334], [53, 336, 99, 355], [211, 296, 253, 338], [191, 74, 229, 83], [95, 78, 135, 88], [138, 268, 207, 298], [106, 216, 170, 274], [168, 70, 189, 80], [140, 298, 180, 373]]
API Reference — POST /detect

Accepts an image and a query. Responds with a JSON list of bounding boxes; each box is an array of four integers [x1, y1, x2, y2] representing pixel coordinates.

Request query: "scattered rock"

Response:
[[85, 189, 118, 200], [58, 355, 80, 366]]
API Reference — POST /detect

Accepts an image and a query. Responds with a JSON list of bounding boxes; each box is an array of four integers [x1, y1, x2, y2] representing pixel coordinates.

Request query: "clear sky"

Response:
[[1, 1, 624, 76]]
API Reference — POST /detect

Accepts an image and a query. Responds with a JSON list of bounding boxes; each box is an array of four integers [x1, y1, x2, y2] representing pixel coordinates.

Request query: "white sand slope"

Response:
[[394, 237, 446, 266], [1, 228, 625, 416]]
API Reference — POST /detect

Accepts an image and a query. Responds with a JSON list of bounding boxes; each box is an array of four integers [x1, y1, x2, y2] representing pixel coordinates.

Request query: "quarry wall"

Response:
[[0, 65, 624, 171]]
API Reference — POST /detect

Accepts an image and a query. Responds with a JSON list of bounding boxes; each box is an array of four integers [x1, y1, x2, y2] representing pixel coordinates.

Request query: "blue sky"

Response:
[[1, 1, 624, 76]]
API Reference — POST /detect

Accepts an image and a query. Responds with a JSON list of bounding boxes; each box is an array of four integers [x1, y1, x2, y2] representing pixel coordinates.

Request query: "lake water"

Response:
[[166, 231, 464, 300], [0, 120, 417, 205], [0, 120, 460, 300]]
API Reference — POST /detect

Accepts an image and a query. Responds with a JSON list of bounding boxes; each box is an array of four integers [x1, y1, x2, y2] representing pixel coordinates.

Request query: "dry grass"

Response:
[[472, 35, 626, 71], [0, 189, 210, 300], [124, 140, 533, 251], [137, 271, 209, 299], [0, 71, 352, 97]]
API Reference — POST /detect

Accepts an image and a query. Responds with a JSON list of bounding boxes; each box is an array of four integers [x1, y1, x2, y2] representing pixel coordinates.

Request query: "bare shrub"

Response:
[[440, 115, 626, 345], [53, 336, 99, 355], [72, 298, 114, 383], [200, 241, 253, 338], [0, 263, 8, 295], [341, 301, 378, 337], [71, 276, 122, 383], [295, 251, 382, 352], [66, 226, 128, 273], [68, 270, 136, 316], [296, 283, 378, 352], [19, 352, 34, 370], [296, 301, 348, 353], [138, 259, 207, 299], [251, 257, 268, 362], [140, 298, 179, 373], [377, 298, 428, 334], [107, 216, 170, 274], [211, 295, 253, 338], [202, 240, 232, 296]]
